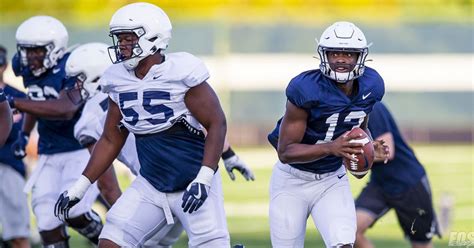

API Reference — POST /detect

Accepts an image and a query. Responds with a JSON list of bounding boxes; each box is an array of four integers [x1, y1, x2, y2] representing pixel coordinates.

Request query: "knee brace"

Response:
[[39, 225, 69, 248], [66, 210, 103, 245]]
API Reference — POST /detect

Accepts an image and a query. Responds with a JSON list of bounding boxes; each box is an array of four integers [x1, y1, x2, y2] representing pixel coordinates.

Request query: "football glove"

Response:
[[224, 154, 255, 181], [182, 166, 214, 214], [11, 131, 29, 159], [54, 175, 92, 220]]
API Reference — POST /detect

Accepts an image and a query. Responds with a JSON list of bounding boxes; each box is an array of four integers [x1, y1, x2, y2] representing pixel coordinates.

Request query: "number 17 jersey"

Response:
[[268, 67, 385, 174]]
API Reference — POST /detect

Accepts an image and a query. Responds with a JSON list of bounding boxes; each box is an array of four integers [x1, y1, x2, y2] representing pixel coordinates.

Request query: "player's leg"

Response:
[[143, 218, 184, 248], [269, 162, 310, 248], [310, 166, 356, 248], [99, 175, 170, 247], [58, 149, 102, 244], [391, 176, 439, 248], [354, 183, 390, 248], [0, 165, 30, 248], [172, 170, 230, 248], [30, 155, 70, 247]]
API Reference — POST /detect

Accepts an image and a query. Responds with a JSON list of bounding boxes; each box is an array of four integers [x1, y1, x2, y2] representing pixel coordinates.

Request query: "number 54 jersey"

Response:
[[100, 52, 209, 135], [268, 67, 385, 174]]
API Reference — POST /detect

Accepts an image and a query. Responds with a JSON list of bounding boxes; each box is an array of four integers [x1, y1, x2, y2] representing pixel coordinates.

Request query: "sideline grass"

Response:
[[32, 144, 472, 247]]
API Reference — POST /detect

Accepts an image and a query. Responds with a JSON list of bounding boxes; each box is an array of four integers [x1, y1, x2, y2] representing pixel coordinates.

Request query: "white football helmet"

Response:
[[66, 43, 111, 102], [108, 2, 172, 70], [15, 16, 68, 76], [316, 21, 371, 83]]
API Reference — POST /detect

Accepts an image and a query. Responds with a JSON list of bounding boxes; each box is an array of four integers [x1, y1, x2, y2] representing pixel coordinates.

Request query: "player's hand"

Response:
[[11, 131, 29, 159], [54, 175, 92, 220], [223, 154, 255, 181], [182, 166, 214, 214], [54, 190, 81, 220], [329, 131, 364, 161], [373, 139, 390, 164]]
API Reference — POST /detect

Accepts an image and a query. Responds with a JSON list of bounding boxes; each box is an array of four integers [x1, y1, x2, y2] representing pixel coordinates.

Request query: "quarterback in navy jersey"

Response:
[[9, 16, 102, 247], [355, 102, 440, 248], [55, 3, 230, 248], [268, 21, 389, 248]]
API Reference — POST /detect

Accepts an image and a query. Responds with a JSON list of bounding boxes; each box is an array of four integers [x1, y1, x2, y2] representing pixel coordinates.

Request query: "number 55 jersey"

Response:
[[99, 52, 210, 192], [268, 67, 385, 174]]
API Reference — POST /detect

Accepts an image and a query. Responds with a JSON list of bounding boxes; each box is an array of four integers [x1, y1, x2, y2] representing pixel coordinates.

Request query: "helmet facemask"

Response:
[[108, 27, 161, 70], [66, 72, 100, 105], [17, 43, 56, 77], [318, 46, 368, 83]]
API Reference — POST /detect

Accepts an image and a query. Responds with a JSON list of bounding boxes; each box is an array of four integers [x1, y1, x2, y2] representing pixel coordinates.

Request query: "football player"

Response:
[[267, 21, 389, 247], [54, 42, 252, 246], [55, 3, 230, 248], [355, 102, 441, 248], [0, 91, 12, 147], [0, 46, 30, 248], [8, 16, 102, 247], [0, 46, 12, 146], [65, 42, 182, 247]]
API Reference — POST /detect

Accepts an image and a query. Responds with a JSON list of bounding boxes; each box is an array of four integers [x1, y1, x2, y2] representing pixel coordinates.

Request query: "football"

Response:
[[343, 127, 374, 179]]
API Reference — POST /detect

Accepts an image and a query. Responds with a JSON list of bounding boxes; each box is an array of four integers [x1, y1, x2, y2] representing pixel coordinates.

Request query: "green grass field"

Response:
[[32, 144, 473, 247]]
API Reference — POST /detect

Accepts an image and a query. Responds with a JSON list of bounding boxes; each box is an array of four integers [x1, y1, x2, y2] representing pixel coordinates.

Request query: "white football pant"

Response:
[[269, 161, 356, 248], [26, 149, 99, 231], [99, 171, 230, 248]]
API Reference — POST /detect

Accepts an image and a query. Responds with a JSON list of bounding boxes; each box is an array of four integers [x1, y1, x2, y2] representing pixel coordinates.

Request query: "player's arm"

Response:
[[181, 81, 226, 214], [10, 112, 36, 159], [55, 97, 128, 219], [85, 143, 122, 207], [278, 100, 363, 164], [82, 98, 129, 182], [0, 97, 12, 146], [185, 81, 226, 171], [12, 90, 81, 120]]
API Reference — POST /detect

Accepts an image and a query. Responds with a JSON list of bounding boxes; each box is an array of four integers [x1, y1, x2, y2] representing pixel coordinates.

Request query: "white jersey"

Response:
[[100, 52, 209, 135], [74, 92, 140, 175], [74, 92, 110, 145]]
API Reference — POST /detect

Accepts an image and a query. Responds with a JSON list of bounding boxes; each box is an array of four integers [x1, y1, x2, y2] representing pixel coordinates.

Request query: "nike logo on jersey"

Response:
[[337, 174, 345, 179], [52, 68, 61, 74], [153, 75, 161, 80], [362, 92, 372, 100]]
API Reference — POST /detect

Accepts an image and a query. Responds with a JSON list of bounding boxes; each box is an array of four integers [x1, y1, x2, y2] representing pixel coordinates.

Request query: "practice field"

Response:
[[30, 144, 473, 247]]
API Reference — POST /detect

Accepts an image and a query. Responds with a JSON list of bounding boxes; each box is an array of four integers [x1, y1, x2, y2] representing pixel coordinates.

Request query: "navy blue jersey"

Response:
[[12, 53, 83, 154], [0, 88, 5, 101], [368, 102, 426, 194], [135, 123, 205, 192], [268, 67, 384, 174], [0, 85, 27, 176]]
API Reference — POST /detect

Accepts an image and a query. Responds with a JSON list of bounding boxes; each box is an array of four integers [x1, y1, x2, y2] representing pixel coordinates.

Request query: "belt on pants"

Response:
[[277, 162, 339, 181]]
